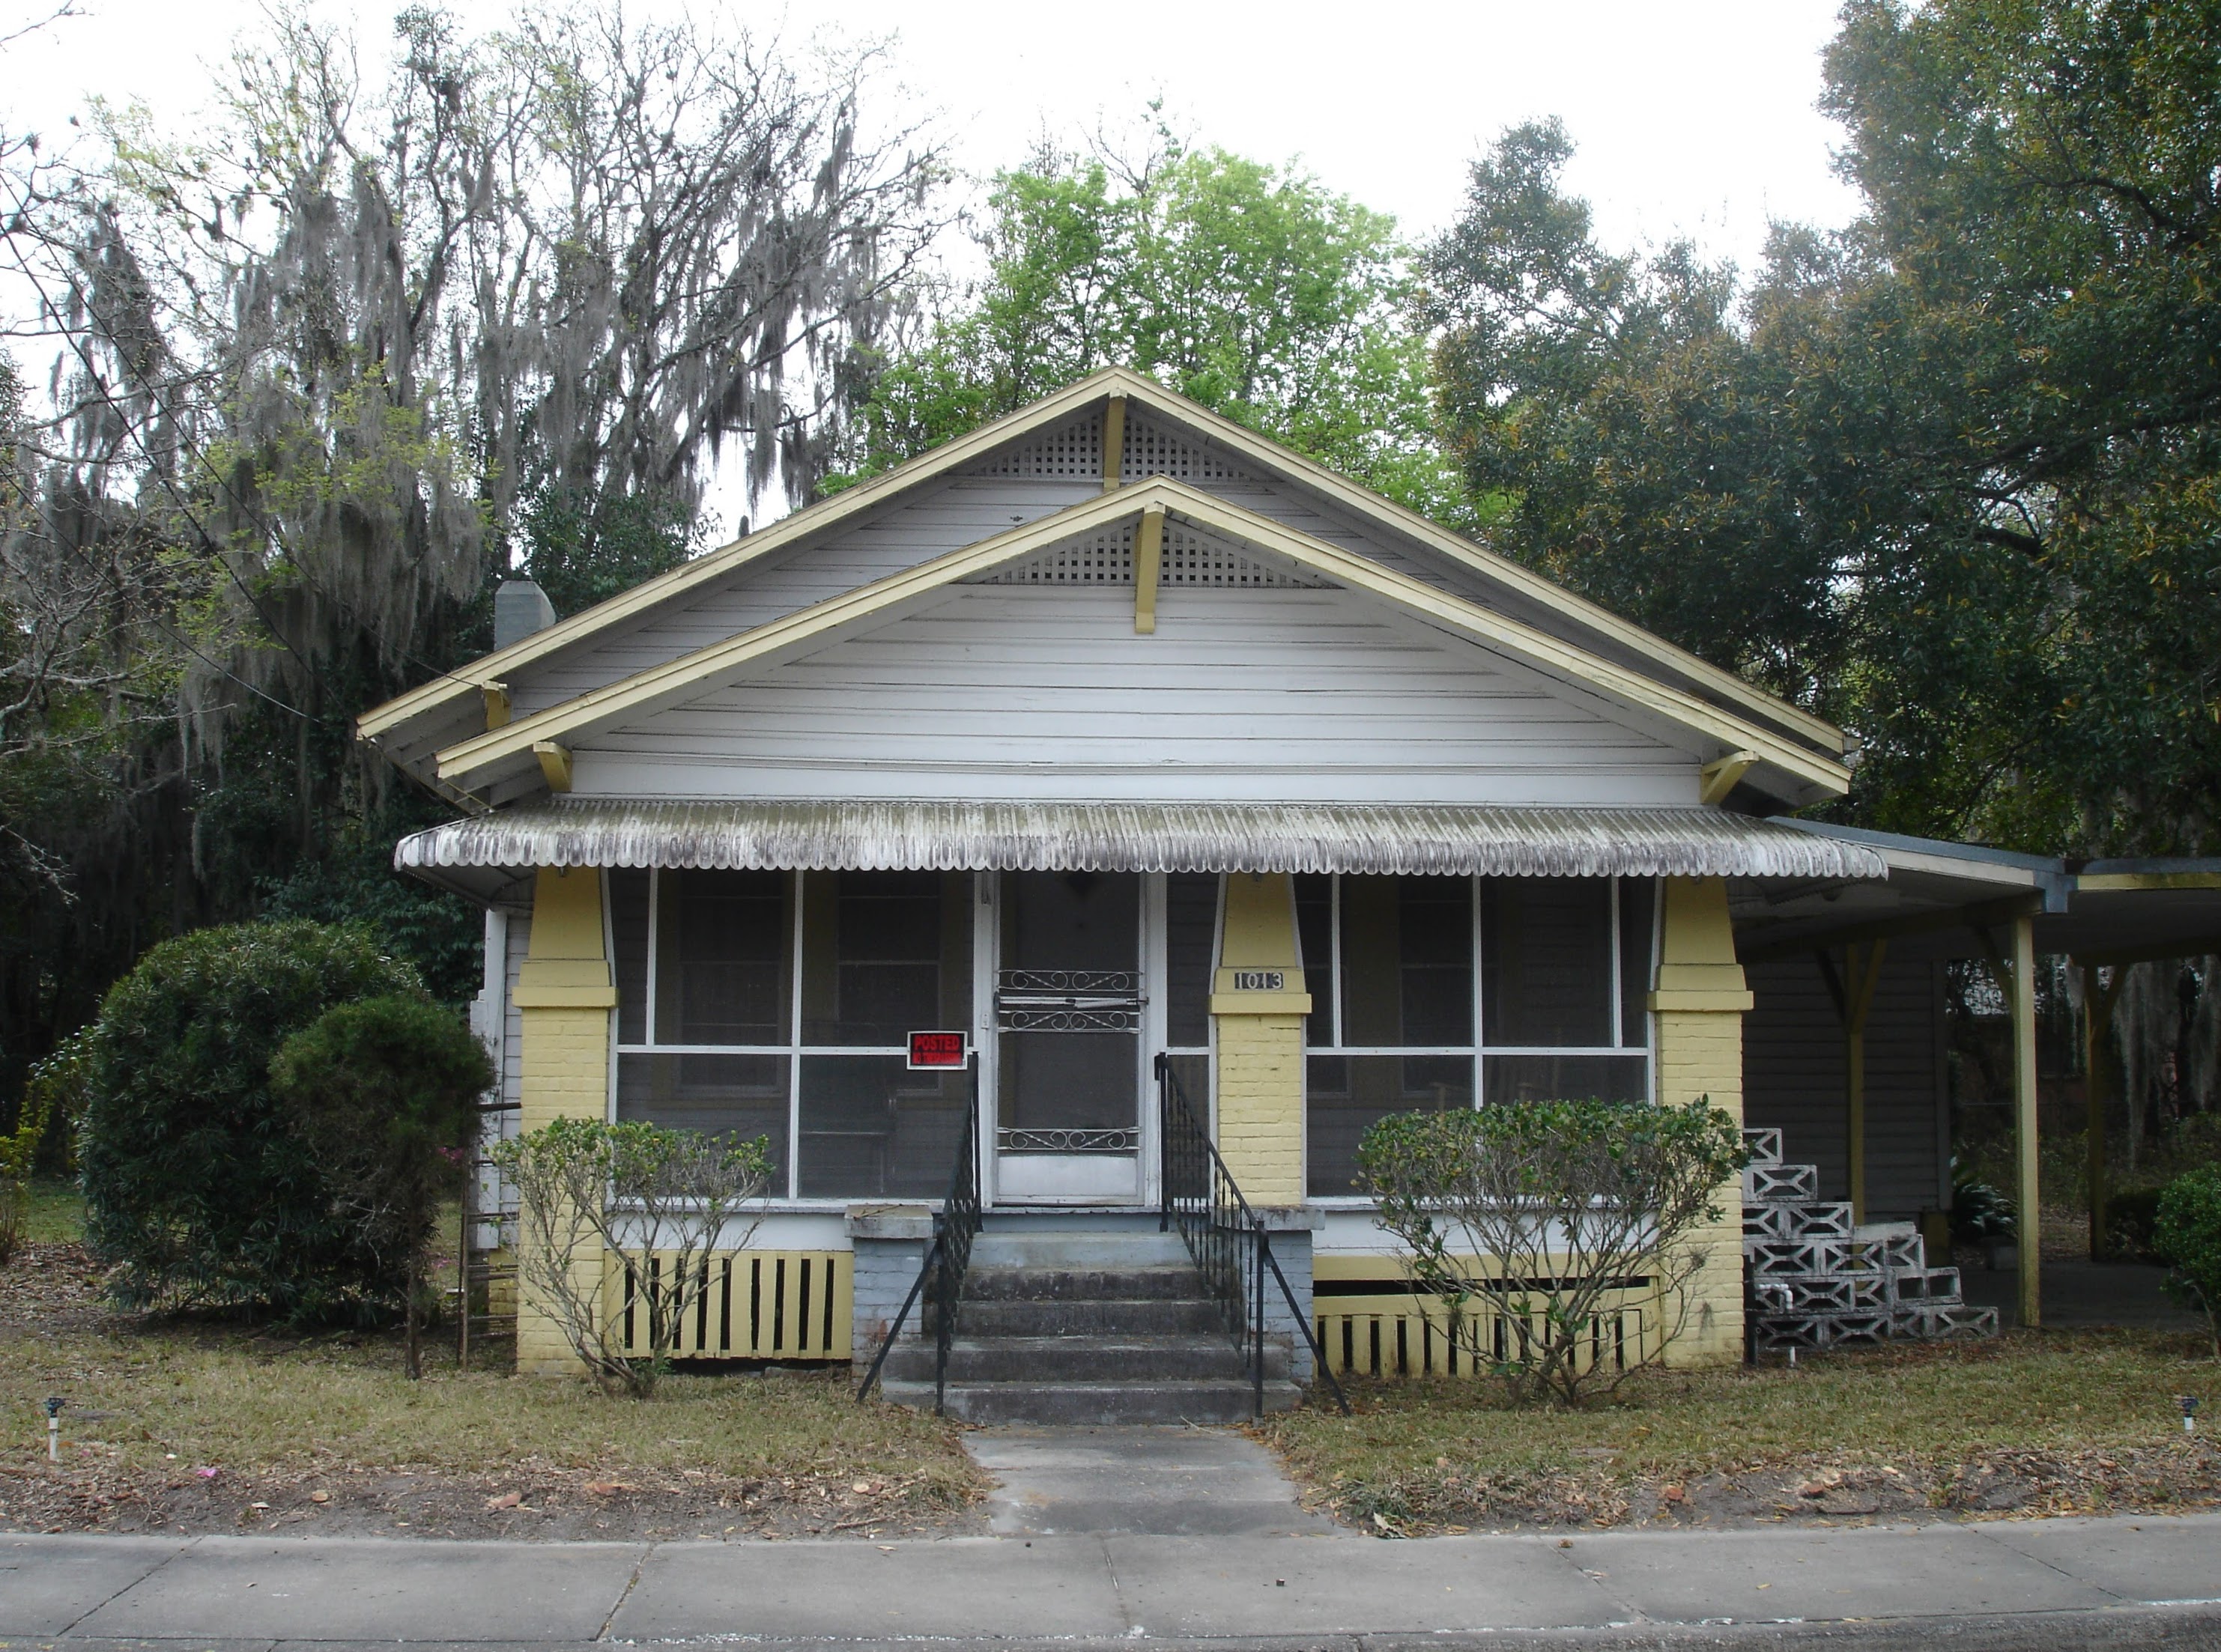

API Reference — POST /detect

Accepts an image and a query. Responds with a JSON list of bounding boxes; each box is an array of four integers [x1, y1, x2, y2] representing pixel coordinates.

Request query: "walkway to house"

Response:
[[10, 1510, 2221, 1646], [966, 1425, 1342, 1537]]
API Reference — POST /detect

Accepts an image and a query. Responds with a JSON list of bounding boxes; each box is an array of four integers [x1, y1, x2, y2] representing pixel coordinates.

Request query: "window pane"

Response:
[[801, 870, 972, 1045], [1482, 1054, 1649, 1105], [1340, 876, 1473, 1047], [1294, 875, 1333, 1048], [1166, 873, 1217, 1048], [1619, 878, 1655, 1048], [797, 1055, 969, 1199], [1482, 878, 1613, 1047], [1306, 1053, 1473, 1197], [654, 870, 790, 1045], [616, 1053, 789, 1185], [610, 868, 650, 1046]]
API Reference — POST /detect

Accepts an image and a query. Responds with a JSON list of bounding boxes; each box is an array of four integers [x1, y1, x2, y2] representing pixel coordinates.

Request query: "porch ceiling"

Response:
[[393, 798, 1889, 905]]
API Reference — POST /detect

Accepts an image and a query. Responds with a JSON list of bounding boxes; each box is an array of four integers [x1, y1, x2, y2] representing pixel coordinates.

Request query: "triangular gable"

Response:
[[360, 368, 1842, 787], [434, 477, 1851, 810]]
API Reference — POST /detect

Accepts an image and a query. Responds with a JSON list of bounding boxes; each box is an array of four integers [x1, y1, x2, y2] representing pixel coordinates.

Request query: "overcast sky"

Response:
[[7, 0, 1859, 265], [3, 0, 1862, 532]]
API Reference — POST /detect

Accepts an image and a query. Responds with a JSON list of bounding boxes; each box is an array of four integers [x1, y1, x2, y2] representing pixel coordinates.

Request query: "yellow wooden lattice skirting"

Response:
[[1312, 1259, 1666, 1380], [610, 1251, 852, 1361]]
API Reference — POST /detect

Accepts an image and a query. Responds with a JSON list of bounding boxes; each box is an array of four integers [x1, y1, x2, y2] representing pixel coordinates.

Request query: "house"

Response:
[[360, 368, 2215, 1414]]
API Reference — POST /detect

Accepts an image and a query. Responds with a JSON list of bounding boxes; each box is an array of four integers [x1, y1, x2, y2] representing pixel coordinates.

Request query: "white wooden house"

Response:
[[363, 368, 2204, 1412]]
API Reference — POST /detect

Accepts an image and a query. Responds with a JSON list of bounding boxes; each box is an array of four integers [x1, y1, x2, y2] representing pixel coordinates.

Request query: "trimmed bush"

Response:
[[2154, 1164, 2221, 1359], [270, 994, 495, 1375], [1360, 1098, 1748, 1406], [79, 920, 424, 1319]]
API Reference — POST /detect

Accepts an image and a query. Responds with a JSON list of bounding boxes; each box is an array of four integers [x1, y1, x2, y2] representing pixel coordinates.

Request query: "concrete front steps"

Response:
[[877, 1221, 1298, 1424]]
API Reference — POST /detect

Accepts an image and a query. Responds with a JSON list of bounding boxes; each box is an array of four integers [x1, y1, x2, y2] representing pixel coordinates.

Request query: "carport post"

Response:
[[2079, 961, 2121, 1261], [2011, 914, 2041, 1328]]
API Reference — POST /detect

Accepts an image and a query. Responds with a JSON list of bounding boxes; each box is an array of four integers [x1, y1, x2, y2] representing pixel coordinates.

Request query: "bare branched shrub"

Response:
[[1361, 1099, 1748, 1407], [491, 1117, 772, 1396]]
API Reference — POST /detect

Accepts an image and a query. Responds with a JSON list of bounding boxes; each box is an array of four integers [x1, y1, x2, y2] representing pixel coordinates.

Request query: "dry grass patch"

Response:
[[1, 1209, 984, 1540], [1259, 1331, 2220, 1534]]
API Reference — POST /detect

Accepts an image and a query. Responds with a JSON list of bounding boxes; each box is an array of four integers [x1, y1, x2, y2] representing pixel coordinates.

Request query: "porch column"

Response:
[[1209, 872, 1312, 1207], [512, 866, 616, 1376], [2009, 914, 2042, 1328], [1650, 876, 1754, 1367]]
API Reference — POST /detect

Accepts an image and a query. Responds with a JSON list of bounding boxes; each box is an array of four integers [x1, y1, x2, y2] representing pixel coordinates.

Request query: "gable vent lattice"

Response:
[[1120, 415, 1250, 484], [973, 522, 1326, 588], [971, 414, 1103, 479]]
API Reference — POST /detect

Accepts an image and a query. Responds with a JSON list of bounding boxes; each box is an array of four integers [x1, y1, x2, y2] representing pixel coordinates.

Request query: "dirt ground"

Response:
[[1, 1239, 987, 1542]]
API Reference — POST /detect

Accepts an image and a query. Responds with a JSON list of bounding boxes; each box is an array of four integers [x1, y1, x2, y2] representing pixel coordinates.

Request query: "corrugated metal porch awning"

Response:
[[394, 799, 1888, 882]]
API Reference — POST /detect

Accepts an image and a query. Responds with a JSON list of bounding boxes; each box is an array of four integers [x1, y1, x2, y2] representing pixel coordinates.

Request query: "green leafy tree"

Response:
[[1360, 1099, 1748, 1406], [1423, 0, 2221, 854], [270, 994, 495, 1376], [839, 136, 1469, 523], [2154, 1164, 2221, 1359], [78, 920, 423, 1319]]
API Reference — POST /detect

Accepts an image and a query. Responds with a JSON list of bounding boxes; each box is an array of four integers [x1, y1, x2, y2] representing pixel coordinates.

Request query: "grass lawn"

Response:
[[1, 1185, 984, 1540], [1260, 1333, 2221, 1534]]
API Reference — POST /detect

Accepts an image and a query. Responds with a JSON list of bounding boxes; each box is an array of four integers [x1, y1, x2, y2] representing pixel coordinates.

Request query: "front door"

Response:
[[992, 870, 1145, 1202]]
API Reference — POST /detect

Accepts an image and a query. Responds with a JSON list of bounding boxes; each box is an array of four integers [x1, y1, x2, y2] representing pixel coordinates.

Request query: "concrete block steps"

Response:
[[1742, 1129, 2000, 1351], [878, 1248, 1297, 1424]]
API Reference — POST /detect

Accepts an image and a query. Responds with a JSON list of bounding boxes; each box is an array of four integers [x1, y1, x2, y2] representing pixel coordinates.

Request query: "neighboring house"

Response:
[[360, 368, 2220, 1407]]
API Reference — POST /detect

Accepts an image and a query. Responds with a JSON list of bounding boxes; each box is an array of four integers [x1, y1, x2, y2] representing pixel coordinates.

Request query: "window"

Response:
[[610, 867, 973, 1200], [1300, 875, 1655, 1197]]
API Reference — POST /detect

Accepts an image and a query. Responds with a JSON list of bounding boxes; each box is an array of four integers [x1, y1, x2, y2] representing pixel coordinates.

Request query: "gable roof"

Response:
[[432, 476, 1852, 809], [358, 368, 1845, 786]]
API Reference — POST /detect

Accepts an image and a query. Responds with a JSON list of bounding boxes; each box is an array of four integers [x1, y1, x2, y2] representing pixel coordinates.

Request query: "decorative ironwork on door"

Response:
[[994, 969, 1144, 1033]]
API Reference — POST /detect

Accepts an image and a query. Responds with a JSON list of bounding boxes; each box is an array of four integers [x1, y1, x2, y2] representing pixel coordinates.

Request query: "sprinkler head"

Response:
[[2178, 1395, 2202, 1432], [42, 1397, 64, 1420]]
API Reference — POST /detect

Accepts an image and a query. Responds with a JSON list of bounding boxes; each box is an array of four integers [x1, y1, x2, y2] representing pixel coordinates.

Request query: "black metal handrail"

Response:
[[855, 1055, 984, 1415], [1156, 1054, 1348, 1417]]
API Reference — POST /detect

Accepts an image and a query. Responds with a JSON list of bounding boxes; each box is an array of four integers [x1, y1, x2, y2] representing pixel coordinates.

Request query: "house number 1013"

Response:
[[1231, 970, 1285, 991]]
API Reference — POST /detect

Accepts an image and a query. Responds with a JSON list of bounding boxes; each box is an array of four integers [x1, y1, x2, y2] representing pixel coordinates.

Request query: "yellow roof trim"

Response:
[[358, 369, 1135, 742], [436, 476, 1850, 802]]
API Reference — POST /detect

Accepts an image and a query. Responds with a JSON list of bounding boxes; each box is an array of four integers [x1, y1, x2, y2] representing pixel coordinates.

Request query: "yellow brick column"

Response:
[[512, 866, 617, 1376], [1209, 872, 1312, 1206], [1649, 875, 1754, 1368]]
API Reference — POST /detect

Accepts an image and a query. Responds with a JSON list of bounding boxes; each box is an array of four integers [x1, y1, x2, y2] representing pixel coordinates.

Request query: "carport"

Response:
[[1730, 821, 2221, 1328]]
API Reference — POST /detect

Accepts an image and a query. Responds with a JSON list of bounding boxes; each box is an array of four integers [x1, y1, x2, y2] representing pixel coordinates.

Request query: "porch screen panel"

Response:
[[655, 870, 790, 1045], [1305, 876, 1476, 1197], [610, 868, 650, 1046], [797, 871, 974, 1196], [615, 1054, 790, 1183], [1304, 875, 1657, 1197]]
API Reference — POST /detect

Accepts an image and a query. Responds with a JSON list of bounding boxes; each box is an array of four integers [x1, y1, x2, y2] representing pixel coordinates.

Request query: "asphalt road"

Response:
[[4, 1509, 2220, 1650]]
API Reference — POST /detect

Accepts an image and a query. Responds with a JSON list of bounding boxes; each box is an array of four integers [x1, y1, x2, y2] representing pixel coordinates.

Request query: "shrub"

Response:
[[1949, 1168, 2017, 1247], [491, 1117, 772, 1396], [79, 920, 423, 1319], [1360, 1098, 1748, 1407], [270, 994, 495, 1376], [2154, 1164, 2221, 1360], [2103, 1185, 2165, 1263]]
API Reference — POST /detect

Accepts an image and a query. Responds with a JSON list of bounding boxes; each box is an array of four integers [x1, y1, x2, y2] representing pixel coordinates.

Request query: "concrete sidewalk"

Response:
[[5, 1511, 2221, 1648]]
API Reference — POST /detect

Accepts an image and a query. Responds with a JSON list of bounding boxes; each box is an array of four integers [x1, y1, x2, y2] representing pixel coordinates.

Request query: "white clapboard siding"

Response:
[[570, 585, 1703, 806], [509, 476, 1097, 717]]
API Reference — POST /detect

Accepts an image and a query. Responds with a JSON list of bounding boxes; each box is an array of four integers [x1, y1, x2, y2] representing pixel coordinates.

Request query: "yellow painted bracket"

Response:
[[1699, 749, 1759, 806], [482, 681, 511, 730], [533, 741, 574, 794], [1102, 395, 1126, 493], [1135, 506, 1164, 634]]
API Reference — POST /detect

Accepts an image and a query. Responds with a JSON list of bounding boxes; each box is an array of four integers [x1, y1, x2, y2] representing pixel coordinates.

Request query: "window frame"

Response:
[[609, 866, 972, 1206], [1301, 872, 1658, 1206]]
